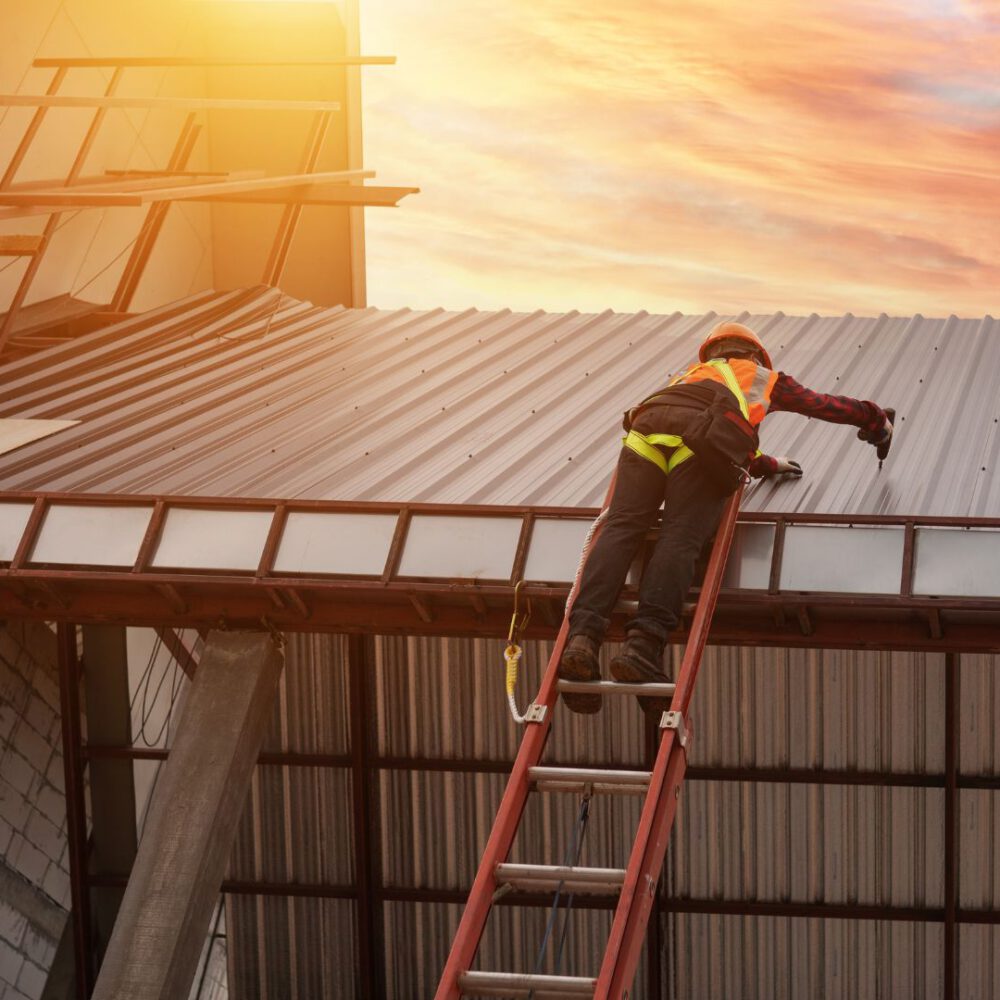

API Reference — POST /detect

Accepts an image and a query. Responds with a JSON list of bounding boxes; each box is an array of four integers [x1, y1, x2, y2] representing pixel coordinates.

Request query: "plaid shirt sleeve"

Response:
[[769, 372, 886, 432]]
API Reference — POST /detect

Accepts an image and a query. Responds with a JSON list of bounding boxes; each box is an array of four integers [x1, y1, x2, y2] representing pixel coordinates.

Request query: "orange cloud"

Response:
[[360, 0, 1000, 317]]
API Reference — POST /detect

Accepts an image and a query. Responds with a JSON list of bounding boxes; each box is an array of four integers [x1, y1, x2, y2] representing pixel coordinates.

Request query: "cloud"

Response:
[[361, 0, 1000, 318]]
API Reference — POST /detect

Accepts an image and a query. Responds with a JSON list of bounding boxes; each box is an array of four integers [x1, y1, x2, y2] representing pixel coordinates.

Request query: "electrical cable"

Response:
[[527, 793, 593, 995]]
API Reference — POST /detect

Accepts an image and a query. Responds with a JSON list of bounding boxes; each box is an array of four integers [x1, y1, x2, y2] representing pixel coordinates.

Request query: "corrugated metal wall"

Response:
[[222, 633, 997, 998]]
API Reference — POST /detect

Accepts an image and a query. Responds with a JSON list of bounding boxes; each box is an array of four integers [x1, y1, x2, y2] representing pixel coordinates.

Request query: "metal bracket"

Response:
[[524, 703, 547, 724], [660, 710, 689, 748]]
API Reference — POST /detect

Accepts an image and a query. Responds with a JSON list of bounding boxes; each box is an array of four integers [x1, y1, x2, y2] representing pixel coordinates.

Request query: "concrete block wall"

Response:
[[0, 622, 68, 1000]]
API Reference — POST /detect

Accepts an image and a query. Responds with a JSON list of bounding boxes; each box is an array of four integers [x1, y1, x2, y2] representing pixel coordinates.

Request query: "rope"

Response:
[[565, 507, 609, 615], [504, 643, 529, 724]]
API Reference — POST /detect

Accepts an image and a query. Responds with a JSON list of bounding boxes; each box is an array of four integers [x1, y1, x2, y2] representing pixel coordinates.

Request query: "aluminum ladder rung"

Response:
[[528, 765, 651, 795], [494, 863, 626, 895], [555, 679, 675, 697], [458, 971, 596, 997]]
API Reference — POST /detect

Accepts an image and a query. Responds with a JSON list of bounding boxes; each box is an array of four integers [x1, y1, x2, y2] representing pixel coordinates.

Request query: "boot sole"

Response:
[[558, 647, 602, 715], [610, 654, 670, 718]]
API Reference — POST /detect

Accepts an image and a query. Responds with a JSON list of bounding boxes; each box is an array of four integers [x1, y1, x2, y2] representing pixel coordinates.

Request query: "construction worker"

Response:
[[559, 321, 894, 715]]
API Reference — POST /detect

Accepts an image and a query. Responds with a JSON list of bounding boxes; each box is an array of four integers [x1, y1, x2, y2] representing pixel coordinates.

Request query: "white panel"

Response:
[[0, 418, 79, 456], [273, 511, 398, 575], [523, 518, 593, 583], [151, 508, 273, 571], [0, 503, 34, 561], [397, 515, 521, 580], [779, 525, 904, 594], [913, 527, 1000, 597], [30, 504, 152, 566], [722, 523, 775, 590]]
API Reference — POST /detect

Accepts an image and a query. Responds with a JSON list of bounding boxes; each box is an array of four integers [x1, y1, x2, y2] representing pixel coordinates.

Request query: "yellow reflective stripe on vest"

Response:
[[706, 360, 751, 421], [622, 430, 693, 475], [666, 359, 752, 421], [623, 361, 750, 477]]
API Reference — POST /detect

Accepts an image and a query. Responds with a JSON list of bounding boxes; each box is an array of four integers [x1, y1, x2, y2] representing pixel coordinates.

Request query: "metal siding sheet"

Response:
[[226, 894, 356, 1000], [667, 914, 943, 999], [686, 647, 945, 775], [2, 288, 997, 516], [960, 924, 1000, 1000]]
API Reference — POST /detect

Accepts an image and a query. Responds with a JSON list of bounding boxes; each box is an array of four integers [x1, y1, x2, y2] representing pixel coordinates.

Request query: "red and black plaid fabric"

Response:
[[749, 372, 887, 476]]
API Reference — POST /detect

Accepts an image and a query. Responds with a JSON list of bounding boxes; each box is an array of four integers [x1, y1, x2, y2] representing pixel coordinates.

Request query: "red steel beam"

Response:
[[598, 489, 742, 997], [348, 634, 385, 997], [944, 652, 960, 1000], [57, 623, 93, 998], [153, 626, 199, 679]]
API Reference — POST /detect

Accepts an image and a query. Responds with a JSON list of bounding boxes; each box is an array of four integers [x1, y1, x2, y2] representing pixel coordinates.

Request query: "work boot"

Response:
[[558, 634, 602, 714], [610, 629, 670, 718]]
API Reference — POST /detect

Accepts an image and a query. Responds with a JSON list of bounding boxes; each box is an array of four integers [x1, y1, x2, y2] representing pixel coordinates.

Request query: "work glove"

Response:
[[857, 408, 895, 462], [772, 456, 802, 477]]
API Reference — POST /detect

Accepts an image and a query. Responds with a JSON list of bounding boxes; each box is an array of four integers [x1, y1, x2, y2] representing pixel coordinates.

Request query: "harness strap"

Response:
[[622, 429, 693, 475], [624, 361, 754, 476]]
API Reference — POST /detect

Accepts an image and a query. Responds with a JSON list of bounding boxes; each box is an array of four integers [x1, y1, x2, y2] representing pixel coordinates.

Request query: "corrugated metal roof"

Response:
[[2, 286, 998, 516]]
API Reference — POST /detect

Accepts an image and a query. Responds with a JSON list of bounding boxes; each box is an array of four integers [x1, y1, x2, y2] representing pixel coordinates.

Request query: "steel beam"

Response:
[[110, 115, 200, 312], [944, 652, 960, 1000], [348, 634, 385, 997], [56, 623, 93, 999], [0, 67, 123, 352], [261, 111, 332, 287], [81, 626, 138, 970]]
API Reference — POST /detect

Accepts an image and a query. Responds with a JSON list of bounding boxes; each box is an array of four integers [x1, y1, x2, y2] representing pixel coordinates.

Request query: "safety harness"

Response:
[[622, 359, 752, 476]]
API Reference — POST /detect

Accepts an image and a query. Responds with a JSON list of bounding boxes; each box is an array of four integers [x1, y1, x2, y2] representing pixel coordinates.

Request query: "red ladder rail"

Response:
[[596, 487, 742, 996], [435, 482, 742, 998], [434, 474, 619, 999]]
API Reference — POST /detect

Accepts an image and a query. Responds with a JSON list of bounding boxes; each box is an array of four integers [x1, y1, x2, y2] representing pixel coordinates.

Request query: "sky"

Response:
[[358, 0, 1000, 318]]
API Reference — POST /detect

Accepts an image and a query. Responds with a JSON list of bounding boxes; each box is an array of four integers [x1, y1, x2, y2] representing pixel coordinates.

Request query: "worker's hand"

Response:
[[858, 408, 895, 461], [772, 456, 803, 477]]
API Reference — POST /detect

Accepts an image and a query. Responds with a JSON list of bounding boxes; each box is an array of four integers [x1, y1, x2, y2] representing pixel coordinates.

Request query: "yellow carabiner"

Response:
[[507, 579, 531, 644]]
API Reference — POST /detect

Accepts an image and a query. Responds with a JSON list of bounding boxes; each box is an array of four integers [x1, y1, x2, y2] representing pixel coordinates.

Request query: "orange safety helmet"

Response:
[[698, 321, 772, 370]]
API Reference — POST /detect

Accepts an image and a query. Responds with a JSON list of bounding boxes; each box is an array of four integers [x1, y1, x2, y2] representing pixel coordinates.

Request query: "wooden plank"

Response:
[[34, 56, 395, 68], [0, 235, 44, 255], [0, 94, 342, 112], [207, 184, 419, 208], [0, 169, 374, 207]]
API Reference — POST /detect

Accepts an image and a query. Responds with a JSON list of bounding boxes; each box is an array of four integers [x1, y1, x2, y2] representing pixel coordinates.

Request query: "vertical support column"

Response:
[[81, 626, 138, 967], [56, 623, 93, 1000], [943, 652, 960, 1000], [344, 0, 367, 307], [348, 634, 385, 998], [91, 630, 283, 1000]]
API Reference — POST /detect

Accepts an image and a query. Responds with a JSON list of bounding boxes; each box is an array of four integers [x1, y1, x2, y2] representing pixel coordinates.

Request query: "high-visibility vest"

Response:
[[623, 359, 777, 476], [668, 357, 778, 427]]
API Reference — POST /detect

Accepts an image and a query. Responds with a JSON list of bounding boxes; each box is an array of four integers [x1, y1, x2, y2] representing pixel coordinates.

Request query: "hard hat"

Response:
[[699, 322, 772, 369]]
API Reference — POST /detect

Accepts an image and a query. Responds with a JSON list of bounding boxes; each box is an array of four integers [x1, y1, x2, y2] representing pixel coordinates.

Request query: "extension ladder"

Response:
[[435, 484, 743, 998]]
